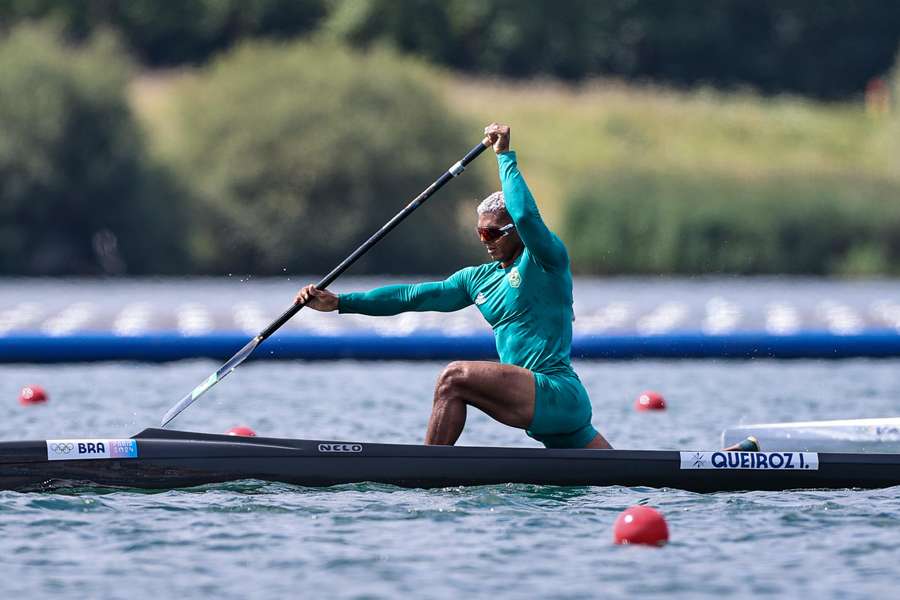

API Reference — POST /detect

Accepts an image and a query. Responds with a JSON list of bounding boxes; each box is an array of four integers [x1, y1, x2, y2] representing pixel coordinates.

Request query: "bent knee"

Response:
[[436, 361, 473, 398]]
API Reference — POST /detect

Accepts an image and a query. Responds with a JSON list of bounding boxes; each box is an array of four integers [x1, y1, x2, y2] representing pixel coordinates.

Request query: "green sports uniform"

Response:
[[338, 151, 598, 448]]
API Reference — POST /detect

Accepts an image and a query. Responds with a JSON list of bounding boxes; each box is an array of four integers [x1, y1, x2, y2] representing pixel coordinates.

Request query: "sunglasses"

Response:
[[476, 223, 516, 242]]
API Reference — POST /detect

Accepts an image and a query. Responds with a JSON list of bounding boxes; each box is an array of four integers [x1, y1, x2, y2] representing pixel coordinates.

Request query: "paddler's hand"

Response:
[[484, 122, 510, 154], [295, 284, 338, 312]]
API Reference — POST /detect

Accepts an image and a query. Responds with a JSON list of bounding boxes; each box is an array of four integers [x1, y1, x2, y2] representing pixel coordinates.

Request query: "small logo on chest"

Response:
[[475, 292, 487, 305], [507, 267, 521, 288]]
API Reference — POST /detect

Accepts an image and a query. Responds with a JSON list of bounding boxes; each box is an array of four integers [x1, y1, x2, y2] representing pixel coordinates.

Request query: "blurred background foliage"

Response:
[[565, 171, 900, 276], [163, 41, 486, 275], [325, 0, 900, 100], [4, 0, 898, 98], [0, 0, 326, 66], [0, 24, 186, 275], [0, 1, 899, 275]]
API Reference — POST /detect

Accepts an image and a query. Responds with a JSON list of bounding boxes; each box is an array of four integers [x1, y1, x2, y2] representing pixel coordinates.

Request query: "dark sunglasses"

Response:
[[476, 223, 515, 242]]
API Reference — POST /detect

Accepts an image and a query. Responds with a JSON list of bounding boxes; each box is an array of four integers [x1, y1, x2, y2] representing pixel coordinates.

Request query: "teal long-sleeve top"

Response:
[[339, 151, 575, 376]]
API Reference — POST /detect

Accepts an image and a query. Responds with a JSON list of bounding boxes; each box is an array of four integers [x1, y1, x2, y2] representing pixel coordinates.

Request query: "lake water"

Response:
[[3, 276, 900, 335], [2, 358, 899, 599]]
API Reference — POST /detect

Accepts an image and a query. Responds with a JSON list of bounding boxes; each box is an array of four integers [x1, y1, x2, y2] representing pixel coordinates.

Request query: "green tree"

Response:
[[167, 41, 489, 275], [4, 1, 898, 98], [0, 23, 186, 274], [326, 0, 900, 99], [0, 0, 327, 66], [563, 170, 900, 276]]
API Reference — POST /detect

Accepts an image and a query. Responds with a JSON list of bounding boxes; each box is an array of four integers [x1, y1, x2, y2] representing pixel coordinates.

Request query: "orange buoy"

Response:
[[19, 385, 48, 406], [635, 391, 665, 411], [225, 425, 257, 437], [613, 505, 669, 546]]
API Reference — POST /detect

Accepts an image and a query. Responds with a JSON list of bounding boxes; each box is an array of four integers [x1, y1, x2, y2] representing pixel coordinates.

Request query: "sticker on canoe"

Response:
[[680, 451, 818, 470], [46, 439, 139, 461], [318, 443, 363, 453]]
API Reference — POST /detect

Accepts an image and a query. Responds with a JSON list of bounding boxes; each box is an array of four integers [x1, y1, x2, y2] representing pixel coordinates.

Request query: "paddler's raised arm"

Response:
[[295, 269, 473, 316], [485, 123, 568, 271]]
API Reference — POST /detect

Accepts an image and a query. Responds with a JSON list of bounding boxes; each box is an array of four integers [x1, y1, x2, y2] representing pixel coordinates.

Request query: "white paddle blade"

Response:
[[159, 337, 260, 427]]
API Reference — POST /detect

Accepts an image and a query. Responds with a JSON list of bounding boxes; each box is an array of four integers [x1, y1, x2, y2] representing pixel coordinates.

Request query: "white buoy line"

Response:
[[816, 300, 863, 335], [176, 303, 214, 336], [113, 303, 153, 336], [0, 297, 896, 336], [764, 302, 800, 335], [702, 297, 742, 335], [41, 302, 95, 336], [636, 302, 689, 335], [0, 303, 44, 335]]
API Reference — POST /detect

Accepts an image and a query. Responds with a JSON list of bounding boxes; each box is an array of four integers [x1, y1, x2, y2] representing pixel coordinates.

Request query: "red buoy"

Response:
[[225, 425, 257, 437], [635, 391, 666, 411], [19, 385, 48, 406], [613, 505, 669, 546]]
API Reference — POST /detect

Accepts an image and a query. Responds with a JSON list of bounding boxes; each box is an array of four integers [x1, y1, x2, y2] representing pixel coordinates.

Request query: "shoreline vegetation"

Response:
[[135, 70, 900, 226], [133, 66, 900, 276], [3, 21, 899, 276]]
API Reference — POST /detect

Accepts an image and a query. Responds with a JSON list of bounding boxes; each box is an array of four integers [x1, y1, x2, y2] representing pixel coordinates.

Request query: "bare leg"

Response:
[[425, 391, 468, 445], [426, 361, 536, 445], [425, 361, 612, 448]]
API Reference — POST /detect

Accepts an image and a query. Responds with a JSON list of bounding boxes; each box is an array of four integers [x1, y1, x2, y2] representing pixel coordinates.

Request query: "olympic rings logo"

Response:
[[49, 442, 74, 454]]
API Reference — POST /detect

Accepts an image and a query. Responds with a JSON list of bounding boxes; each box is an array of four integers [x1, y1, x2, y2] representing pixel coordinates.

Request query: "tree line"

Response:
[[0, 24, 486, 275], [2, 8, 900, 276], [2, 0, 899, 99]]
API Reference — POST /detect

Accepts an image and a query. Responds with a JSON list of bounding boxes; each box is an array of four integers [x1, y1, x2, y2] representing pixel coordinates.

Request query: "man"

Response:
[[296, 123, 612, 449]]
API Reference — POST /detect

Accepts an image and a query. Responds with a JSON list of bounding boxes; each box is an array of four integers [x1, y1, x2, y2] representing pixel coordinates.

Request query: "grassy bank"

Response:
[[135, 71, 898, 225], [132, 67, 900, 275], [444, 77, 899, 227]]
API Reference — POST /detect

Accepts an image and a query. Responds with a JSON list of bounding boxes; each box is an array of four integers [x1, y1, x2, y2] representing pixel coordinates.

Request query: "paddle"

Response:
[[160, 137, 492, 427]]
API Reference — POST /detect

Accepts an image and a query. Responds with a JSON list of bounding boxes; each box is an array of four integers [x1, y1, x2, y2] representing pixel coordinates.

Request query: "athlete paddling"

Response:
[[297, 123, 612, 449]]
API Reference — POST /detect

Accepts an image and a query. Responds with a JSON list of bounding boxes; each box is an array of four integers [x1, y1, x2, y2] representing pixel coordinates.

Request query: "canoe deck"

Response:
[[1, 428, 899, 492]]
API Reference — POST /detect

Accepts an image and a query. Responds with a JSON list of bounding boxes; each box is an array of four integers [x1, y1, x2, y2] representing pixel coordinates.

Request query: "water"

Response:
[[2, 359, 900, 598], [3, 276, 900, 335]]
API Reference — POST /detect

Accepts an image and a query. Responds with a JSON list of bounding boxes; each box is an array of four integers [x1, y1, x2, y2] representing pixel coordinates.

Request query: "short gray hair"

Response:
[[477, 191, 506, 215]]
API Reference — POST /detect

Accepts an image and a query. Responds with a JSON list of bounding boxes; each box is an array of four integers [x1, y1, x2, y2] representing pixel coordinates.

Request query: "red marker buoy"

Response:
[[226, 425, 257, 437], [613, 505, 669, 546], [19, 385, 48, 406], [635, 391, 665, 411]]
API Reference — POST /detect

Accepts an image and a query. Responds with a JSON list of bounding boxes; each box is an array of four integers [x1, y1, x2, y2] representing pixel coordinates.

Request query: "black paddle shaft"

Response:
[[258, 139, 491, 340]]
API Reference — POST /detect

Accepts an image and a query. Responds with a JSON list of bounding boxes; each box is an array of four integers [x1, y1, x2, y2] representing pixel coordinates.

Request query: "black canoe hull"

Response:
[[1, 428, 899, 492]]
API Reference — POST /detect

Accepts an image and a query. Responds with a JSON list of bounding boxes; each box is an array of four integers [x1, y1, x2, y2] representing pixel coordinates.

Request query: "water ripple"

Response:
[[2, 360, 900, 598]]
